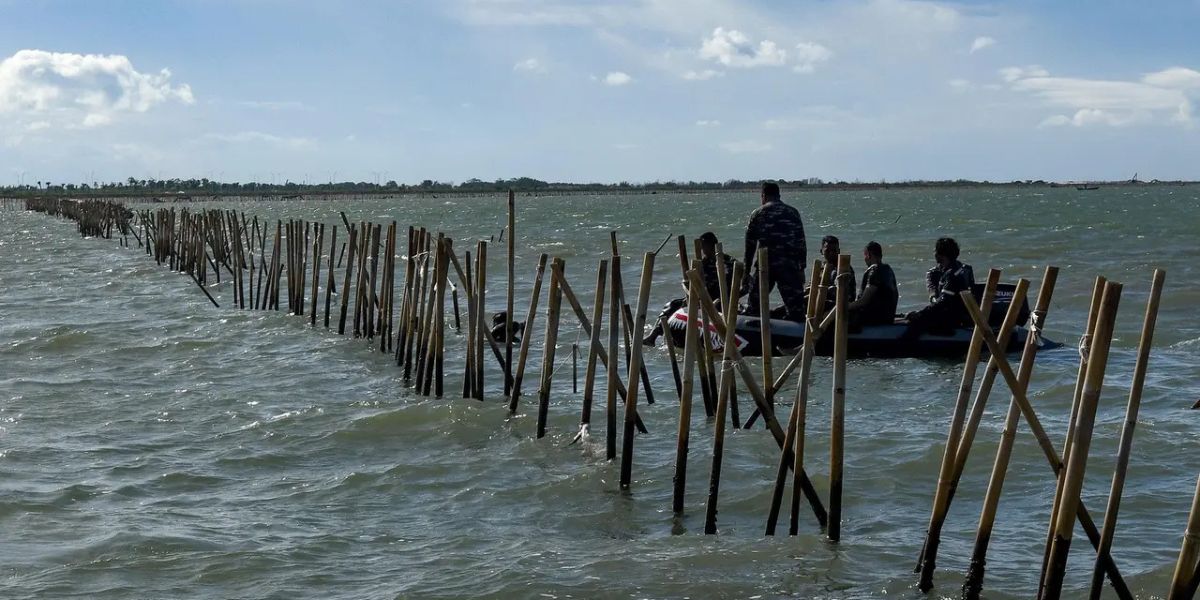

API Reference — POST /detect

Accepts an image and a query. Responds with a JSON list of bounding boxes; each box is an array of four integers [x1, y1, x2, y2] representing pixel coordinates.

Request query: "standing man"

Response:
[[847, 241, 899, 327], [744, 181, 807, 320]]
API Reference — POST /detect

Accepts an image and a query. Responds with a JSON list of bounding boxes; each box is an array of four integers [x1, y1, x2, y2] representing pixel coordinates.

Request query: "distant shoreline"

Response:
[[2, 179, 1195, 203]]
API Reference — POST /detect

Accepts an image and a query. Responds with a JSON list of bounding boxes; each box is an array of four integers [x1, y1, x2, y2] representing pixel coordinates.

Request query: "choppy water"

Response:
[[2, 188, 1199, 599]]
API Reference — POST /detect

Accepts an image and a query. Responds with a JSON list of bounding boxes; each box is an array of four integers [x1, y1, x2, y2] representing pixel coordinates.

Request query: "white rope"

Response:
[[1029, 309, 1046, 348], [1078, 333, 1092, 361]]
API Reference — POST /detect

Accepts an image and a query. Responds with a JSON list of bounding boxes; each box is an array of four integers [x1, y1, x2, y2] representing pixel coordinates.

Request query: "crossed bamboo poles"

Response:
[[27, 197, 1196, 596]]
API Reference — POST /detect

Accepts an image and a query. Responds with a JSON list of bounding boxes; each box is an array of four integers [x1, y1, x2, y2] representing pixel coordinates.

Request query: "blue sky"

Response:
[[0, 0, 1197, 185]]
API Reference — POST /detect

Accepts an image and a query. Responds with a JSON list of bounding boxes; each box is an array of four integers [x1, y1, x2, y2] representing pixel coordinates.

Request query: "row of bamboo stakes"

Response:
[[24, 196, 1196, 597]]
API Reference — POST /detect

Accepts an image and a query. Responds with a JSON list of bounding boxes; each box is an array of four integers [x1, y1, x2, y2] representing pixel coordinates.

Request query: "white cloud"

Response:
[[720, 139, 772, 153], [969, 36, 996, 54], [682, 69, 723, 81], [0, 49, 193, 129], [699, 27, 786, 68], [1142, 67, 1200, 89], [201, 131, 315, 149], [513, 58, 546, 73], [695, 119, 721, 127], [1000, 65, 1049, 83], [793, 42, 833, 73], [1005, 65, 1199, 127], [603, 71, 632, 86]]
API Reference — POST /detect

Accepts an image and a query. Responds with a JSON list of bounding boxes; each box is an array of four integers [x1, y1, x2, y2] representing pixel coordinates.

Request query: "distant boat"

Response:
[[1076, 185, 1100, 191]]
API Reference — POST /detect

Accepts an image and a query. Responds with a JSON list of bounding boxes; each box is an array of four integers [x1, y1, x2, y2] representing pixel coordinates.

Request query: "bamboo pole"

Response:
[[1040, 280, 1122, 600], [955, 288, 1133, 600], [509, 253, 549, 411], [434, 238, 447, 397], [764, 260, 827, 534], [1039, 276, 1108, 589], [536, 259, 565, 438], [693, 240, 717, 417], [310, 223, 323, 326], [1088, 269, 1164, 599], [662, 314, 683, 399], [619, 252, 656, 489], [606, 254, 623, 460], [580, 259, 609, 431], [684, 269, 786, 446], [828, 254, 851, 542], [324, 226, 337, 328], [758, 245, 773, 403], [960, 272, 1052, 600], [704, 261, 744, 534], [506, 190, 516, 396], [337, 225, 358, 334], [915, 268, 1002, 583], [462, 247, 475, 397], [672, 283, 700, 514], [474, 241, 487, 400], [1169, 474, 1200, 600]]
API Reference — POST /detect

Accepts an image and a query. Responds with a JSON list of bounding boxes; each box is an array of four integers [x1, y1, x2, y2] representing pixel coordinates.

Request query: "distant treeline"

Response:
[[1, 176, 1194, 199]]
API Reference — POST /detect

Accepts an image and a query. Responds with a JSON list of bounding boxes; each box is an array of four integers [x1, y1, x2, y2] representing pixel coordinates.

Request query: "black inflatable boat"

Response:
[[664, 283, 1058, 359]]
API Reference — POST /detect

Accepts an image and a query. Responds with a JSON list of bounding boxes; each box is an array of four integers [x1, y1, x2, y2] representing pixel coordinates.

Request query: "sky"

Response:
[[0, 0, 1198, 185]]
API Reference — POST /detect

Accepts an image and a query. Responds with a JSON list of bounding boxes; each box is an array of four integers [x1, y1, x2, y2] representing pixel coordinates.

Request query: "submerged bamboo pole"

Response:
[[606, 255, 623, 460], [580, 259, 609, 432], [915, 269, 1002, 586], [1038, 275, 1107, 590], [827, 254, 851, 542], [672, 283, 700, 514], [1040, 280, 1122, 600], [509, 254, 549, 412], [961, 272, 1051, 599], [536, 259, 564, 438], [1088, 269, 1164, 599], [704, 261, 744, 534], [619, 252, 656, 489]]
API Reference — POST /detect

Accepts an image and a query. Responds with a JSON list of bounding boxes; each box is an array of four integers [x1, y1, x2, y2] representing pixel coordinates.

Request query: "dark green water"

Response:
[[1, 188, 1198, 598]]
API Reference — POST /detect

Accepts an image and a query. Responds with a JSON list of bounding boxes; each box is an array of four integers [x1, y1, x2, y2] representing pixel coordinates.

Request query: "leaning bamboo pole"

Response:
[[1088, 269, 1165, 599], [915, 269, 1002, 587], [606, 255, 623, 460], [959, 273, 1047, 599], [1169, 474, 1200, 600], [580, 259, 609, 433], [619, 252, 656, 489], [1040, 280, 1122, 600], [509, 254, 549, 411]]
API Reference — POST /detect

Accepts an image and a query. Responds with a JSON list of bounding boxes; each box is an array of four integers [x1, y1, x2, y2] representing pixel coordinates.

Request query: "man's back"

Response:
[[859, 262, 899, 325], [745, 200, 807, 266]]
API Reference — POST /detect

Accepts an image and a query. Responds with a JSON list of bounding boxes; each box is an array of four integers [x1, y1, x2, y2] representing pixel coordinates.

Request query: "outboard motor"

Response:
[[971, 282, 1031, 327]]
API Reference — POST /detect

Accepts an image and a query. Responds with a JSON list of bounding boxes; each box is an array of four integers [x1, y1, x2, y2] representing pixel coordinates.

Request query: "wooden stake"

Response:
[[619, 252, 656, 489], [580, 259, 609, 430], [672, 284, 700, 514], [535, 259, 564, 438], [1169, 474, 1200, 600], [704, 261, 743, 534], [506, 190, 516, 396], [1040, 280, 1122, 600], [1088, 269, 1164, 599], [606, 255, 622, 460], [828, 253, 851, 542], [509, 253, 549, 411], [337, 225, 358, 335]]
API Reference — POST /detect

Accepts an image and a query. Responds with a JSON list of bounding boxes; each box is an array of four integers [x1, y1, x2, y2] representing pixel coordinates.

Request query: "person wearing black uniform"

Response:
[[809, 235, 856, 310], [903, 237, 974, 338], [847, 241, 898, 327], [743, 182, 807, 320]]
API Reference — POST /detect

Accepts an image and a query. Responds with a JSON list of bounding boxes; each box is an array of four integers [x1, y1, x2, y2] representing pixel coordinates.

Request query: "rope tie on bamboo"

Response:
[[1029, 308, 1046, 347], [1077, 332, 1092, 360]]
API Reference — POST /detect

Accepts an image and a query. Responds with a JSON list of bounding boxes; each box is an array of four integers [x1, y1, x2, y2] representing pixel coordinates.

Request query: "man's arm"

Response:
[[848, 284, 876, 312]]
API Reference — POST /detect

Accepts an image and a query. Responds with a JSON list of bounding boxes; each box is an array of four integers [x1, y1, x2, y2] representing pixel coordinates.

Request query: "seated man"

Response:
[[847, 241, 898, 327], [807, 235, 855, 310], [643, 231, 734, 345], [903, 237, 975, 337]]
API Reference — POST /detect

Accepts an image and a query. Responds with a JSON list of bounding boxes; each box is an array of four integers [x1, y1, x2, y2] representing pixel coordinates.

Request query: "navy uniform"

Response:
[[743, 199, 807, 319], [814, 260, 856, 309]]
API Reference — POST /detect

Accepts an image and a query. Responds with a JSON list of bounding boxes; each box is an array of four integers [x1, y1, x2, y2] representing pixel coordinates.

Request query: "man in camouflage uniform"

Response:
[[903, 236, 975, 337], [744, 182, 807, 320]]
